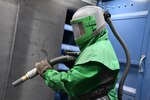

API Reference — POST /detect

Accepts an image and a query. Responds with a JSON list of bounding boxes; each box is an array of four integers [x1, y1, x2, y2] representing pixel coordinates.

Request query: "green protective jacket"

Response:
[[43, 28, 120, 100]]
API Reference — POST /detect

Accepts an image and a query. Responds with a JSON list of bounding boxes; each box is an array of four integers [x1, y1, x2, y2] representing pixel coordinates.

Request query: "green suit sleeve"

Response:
[[43, 62, 102, 97]]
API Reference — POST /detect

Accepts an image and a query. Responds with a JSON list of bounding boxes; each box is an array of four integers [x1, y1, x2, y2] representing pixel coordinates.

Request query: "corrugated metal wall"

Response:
[[0, 0, 87, 100]]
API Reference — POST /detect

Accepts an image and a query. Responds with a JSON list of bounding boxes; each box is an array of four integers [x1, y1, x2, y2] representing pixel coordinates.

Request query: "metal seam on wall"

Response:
[[2, 3, 20, 100]]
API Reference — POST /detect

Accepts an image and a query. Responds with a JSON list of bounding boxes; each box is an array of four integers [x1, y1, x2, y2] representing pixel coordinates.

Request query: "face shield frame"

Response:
[[70, 16, 97, 44]]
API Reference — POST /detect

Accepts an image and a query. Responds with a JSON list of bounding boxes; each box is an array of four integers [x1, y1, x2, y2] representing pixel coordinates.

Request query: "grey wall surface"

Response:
[[0, 1, 18, 100], [0, 0, 87, 100]]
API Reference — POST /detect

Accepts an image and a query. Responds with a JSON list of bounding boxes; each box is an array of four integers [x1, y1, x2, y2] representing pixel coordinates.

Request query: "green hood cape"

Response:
[[43, 28, 120, 100], [75, 28, 119, 70]]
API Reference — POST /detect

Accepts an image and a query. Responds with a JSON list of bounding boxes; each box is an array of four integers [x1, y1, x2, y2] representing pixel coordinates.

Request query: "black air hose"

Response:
[[104, 11, 131, 100]]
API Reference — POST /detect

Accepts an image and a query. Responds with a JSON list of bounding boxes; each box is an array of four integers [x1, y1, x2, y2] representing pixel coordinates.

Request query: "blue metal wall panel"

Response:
[[100, 0, 149, 64], [123, 93, 135, 100], [98, 0, 150, 100], [140, 38, 150, 100], [118, 64, 138, 99], [107, 18, 146, 65], [99, 0, 149, 15], [140, 7, 150, 99]]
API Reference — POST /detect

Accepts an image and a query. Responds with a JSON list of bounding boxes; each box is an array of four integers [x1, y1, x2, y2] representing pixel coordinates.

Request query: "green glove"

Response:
[[35, 59, 53, 76]]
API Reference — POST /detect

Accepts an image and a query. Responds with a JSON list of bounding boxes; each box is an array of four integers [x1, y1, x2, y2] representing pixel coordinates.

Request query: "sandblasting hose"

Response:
[[12, 55, 76, 87], [104, 11, 131, 100]]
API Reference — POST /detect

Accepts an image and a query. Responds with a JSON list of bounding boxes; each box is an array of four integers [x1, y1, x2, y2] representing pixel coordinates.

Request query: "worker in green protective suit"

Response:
[[35, 6, 120, 100]]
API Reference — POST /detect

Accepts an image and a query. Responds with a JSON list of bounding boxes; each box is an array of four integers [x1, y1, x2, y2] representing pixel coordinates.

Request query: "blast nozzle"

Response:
[[12, 68, 38, 87]]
